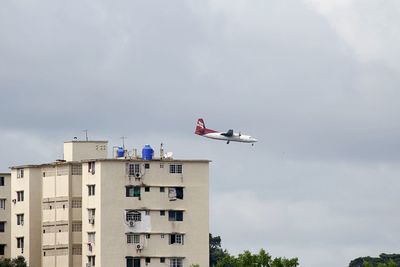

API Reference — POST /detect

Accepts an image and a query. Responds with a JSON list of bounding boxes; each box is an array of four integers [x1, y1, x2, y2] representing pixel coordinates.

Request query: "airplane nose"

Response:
[[252, 138, 258, 142]]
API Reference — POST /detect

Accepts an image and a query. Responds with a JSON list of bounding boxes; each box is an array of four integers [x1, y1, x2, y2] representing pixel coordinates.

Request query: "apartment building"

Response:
[[81, 158, 209, 267], [10, 165, 42, 267], [0, 173, 11, 258], [7, 140, 209, 267]]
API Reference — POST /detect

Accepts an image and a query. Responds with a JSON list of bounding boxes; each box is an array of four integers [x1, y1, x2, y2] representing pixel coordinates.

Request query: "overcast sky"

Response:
[[1, 1, 400, 266]]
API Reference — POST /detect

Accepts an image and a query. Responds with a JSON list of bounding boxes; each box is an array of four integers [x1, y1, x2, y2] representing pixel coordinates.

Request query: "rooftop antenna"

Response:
[[160, 142, 164, 160], [121, 136, 127, 149], [83, 130, 88, 141]]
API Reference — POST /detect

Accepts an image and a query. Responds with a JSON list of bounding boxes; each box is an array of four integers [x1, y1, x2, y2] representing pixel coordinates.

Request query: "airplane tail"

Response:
[[195, 118, 206, 135]]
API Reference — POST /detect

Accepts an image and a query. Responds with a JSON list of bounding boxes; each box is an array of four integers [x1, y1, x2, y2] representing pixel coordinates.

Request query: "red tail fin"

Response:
[[195, 118, 206, 135]]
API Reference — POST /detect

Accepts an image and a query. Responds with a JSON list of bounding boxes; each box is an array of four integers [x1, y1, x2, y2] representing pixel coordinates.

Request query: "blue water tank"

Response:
[[142, 144, 154, 160], [117, 147, 125, 158]]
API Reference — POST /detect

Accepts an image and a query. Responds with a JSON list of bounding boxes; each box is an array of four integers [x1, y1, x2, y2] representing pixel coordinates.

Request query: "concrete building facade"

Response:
[[0, 173, 11, 258], [6, 140, 209, 267], [10, 166, 42, 267]]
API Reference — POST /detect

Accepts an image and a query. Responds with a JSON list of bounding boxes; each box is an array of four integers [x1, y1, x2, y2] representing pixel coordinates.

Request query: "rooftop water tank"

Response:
[[117, 147, 125, 158], [142, 144, 154, 160]]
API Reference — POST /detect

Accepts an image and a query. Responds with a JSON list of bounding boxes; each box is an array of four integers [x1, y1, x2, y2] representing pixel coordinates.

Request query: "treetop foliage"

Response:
[[209, 234, 299, 267]]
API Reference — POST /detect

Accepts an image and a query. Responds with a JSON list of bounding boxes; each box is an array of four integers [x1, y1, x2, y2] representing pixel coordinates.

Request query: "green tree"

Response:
[[0, 256, 27, 267], [210, 234, 230, 266], [0, 258, 12, 267], [257, 249, 272, 267], [11, 256, 27, 267], [216, 254, 237, 267], [210, 233, 299, 267]]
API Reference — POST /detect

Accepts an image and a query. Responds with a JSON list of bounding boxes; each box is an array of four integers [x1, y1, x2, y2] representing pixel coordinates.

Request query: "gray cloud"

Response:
[[1, 0, 400, 266]]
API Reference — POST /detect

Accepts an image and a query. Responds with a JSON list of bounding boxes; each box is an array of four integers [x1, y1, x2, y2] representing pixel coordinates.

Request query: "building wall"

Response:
[[42, 164, 83, 267], [11, 167, 42, 267], [0, 173, 11, 258], [64, 141, 108, 162], [81, 160, 209, 267]]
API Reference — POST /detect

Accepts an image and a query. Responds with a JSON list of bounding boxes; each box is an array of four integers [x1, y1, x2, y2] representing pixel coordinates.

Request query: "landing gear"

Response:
[[252, 143, 254, 146], [227, 141, 230, 144]]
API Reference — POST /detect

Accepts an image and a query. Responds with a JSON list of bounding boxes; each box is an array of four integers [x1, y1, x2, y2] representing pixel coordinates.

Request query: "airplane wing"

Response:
[[221, 129, 234, 137]]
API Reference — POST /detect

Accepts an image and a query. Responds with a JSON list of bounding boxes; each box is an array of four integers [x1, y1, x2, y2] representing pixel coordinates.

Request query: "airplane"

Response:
[[194, 118, 258, 145]]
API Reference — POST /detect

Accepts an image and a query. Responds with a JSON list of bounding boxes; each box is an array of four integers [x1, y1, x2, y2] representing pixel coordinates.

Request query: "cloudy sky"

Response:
[[1, 0, 400, 266]]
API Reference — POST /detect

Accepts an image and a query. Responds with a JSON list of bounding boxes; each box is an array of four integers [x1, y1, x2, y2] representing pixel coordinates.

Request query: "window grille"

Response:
[[128, 164, 141, 176], [72, 223, 82, 232], [170, 258, 183, 267], [72, 246, 82, 255], [71, 165, 82, 175], [169, 164, 182, 174], [126, 211, 141, 222], [72, 199, 82, 208]]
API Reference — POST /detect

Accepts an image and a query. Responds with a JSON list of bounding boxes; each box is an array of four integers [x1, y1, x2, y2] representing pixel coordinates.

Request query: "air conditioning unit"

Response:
[[136, 243, 144, 250], [88, 218, 95, 224], [128, 221, 136, 227], [12, 199, 16, 204]]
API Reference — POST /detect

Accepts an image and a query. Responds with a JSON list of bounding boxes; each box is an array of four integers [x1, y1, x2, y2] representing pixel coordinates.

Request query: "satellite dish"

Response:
[[164, 152, 173, 159]]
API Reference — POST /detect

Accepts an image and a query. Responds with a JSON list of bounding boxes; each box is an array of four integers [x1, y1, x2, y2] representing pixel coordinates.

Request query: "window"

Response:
[[168, 211, 183, 222], [17, 191, 24, 202], [17, 169, 24, 178], [88, 256, 95, 267], [146, 234, 150, 239], [144, 163, 150, 169], [146, 258, 151, 264], [170, 234, 184, 245], [170, 258, 183, 267], [160, 187, 165, 192], [17, 237, 24, 250], [88, 185, 95, 196], [72, 199, 82, 208], [0, 199, 5, 210], [71, 165, 82, 175], [160, 163, 164, 168], [17, 214, 24, 225], [127, 234, 140, 244], [0, 244, 5, 256], [126, 258, 141, 267], [0, 176, 4, 186], [160, 258, 165, 263], [168, 187, 183, 200], [145, 187, 150, 192], [88, 232, 95, 243], [72, 223, 82, 232], [145, 210, 150, 216], [0, 222, 5, 232], [160, 210, 165, 216], [161, 234, 165, 239], [128, 164, 140, 176], [88, 162, 95, 174], [126, 211, 141, 222], [72, 245, 82, 255], [88, 209, 95, 223], [169, 164, 182, 174], [126, 186, 140, 197]]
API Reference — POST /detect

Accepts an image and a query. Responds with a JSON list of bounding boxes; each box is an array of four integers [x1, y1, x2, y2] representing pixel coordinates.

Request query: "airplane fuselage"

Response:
[[203, 132, 257, 144], [195, 118, 258, 145]]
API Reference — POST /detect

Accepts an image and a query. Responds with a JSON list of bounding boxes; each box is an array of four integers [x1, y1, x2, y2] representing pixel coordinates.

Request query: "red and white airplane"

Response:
[[195, 118, 258, 145]]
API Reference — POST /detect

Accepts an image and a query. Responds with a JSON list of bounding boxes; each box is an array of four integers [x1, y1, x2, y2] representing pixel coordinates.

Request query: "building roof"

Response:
[[10, 158, 210, 169], [64, 140, 108, 143], [10, 161, 81, 170], [81, 158, 211, 163]]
